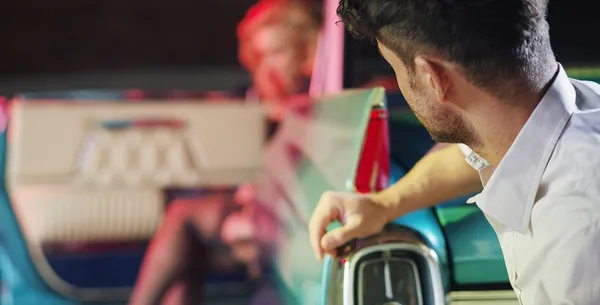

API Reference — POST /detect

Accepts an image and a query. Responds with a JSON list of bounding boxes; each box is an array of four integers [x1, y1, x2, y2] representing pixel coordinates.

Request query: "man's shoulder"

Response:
[[542, 112, 600, 198], [560, 78, 600, 147], [541, 78, 600, 197], [551, 114, 600, 167], [536, 124, 600, 223], [558, 79, 600, 153], [570, 78, 600, 112]]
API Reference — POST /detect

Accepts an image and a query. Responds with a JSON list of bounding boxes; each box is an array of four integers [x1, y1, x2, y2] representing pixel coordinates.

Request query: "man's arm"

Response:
[[374, 144, 482, 221], [309, 144, 482, 258]]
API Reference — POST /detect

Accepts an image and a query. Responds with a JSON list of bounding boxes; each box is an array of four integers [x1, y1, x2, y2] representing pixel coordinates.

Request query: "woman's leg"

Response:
[[129, 196, 226, 305], [179, 226, 208, 305]]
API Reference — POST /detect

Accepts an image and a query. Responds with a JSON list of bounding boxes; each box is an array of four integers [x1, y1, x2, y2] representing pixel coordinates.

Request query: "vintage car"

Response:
[[0, 84, 390, 305], [2, 0, 600, 304], [4, 71, 600, 305]]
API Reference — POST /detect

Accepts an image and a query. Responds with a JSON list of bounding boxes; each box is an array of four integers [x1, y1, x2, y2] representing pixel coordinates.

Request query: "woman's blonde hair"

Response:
[[237, 0, 322, 73]]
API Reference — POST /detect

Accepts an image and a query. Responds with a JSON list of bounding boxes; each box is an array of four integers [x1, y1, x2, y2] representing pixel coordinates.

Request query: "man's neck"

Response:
[[469, 66, 559, 165], [473, 102, 537, 165]]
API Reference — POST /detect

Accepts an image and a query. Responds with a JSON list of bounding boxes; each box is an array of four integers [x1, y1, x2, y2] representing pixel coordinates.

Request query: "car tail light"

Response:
[[354, 107, 390, 193]]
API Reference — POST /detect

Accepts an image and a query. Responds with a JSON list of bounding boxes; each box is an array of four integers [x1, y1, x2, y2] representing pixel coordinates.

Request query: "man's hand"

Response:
[[308, 145, 482, 261], [308, 191, 390, 260]]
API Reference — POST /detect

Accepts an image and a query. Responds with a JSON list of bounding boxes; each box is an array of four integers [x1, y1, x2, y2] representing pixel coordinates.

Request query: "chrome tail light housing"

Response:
[[326, 226, 445, 305]]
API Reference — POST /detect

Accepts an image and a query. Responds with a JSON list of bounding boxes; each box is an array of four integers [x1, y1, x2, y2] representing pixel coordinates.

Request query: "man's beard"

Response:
[[407, 81, 480, 146], [415, 109, 477, 144]]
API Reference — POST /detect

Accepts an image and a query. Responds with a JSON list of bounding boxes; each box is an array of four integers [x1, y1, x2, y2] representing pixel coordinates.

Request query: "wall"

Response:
[[0, 0, 253, 76]]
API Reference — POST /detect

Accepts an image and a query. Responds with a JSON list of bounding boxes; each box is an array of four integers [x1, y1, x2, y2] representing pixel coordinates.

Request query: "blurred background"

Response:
[[0, 0, 279, 94], [1, 0, 598, 92], [1, 0, 246, 74], [0, 1, 599, 305]]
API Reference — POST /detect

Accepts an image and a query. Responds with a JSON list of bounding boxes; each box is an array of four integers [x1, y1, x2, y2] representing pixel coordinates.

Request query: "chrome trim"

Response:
[[347, 243, 443, 305], [369, 87, 387, 109], [448, 290, 519, 304], [326, 227, 445, 305], [357, 256, 423, 305], [383, 253, 394, 299]]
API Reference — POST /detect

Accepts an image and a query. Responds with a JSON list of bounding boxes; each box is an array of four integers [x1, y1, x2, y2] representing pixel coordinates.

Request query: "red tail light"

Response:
[[0, 96, 7, 133], [354, 108, 390, 193]]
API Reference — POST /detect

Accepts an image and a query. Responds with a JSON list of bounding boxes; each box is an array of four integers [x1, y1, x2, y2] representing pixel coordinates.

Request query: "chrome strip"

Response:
[[357, 257, 422, 305], [342, 261, 353, 305], [448, 290, 518, 302], [383, 254, 393, 299]]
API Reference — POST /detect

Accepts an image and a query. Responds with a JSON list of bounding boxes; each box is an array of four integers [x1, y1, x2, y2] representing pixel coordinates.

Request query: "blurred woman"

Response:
[[236, 0, 321, 119], [129, 1, 321, 304]]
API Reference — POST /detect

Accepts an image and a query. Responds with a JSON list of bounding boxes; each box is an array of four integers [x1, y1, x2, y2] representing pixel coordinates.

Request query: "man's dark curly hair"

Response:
[[337, 0, 555, 98]]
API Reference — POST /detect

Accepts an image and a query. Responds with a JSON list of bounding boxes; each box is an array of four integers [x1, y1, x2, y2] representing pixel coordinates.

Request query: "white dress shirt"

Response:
[[459, 65, 600, 305]]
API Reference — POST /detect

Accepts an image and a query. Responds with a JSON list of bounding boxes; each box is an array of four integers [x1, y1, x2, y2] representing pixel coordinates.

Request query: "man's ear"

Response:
[[414, 56, 451, 104]]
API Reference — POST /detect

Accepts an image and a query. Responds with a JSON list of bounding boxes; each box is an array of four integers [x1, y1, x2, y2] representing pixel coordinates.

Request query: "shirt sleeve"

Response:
[[533, 218, 600, 304]]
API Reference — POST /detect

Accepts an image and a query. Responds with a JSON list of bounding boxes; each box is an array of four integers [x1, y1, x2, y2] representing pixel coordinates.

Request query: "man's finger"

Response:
[[308, 192, 338, 260], [308, 208, 330, 260], [320, 217, 362, 251]]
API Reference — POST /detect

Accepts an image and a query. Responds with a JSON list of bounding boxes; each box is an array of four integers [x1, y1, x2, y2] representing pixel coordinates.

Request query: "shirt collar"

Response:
[[475, 65, 577, 234]]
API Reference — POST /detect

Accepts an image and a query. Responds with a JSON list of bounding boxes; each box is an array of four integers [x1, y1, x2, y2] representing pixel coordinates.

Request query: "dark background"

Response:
[[0, 0, 253, 76], [344, 0, 600, 87], [0, 0, 597, 77]]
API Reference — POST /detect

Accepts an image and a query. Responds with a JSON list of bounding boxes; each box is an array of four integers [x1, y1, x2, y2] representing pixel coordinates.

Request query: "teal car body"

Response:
[[1, 27, 600, 303], [2, 0, 600, 301]]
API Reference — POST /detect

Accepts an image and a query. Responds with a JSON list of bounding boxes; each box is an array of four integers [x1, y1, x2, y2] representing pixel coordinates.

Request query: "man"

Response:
[[129, 1, 321, 304], [309, 0, 600, 304]]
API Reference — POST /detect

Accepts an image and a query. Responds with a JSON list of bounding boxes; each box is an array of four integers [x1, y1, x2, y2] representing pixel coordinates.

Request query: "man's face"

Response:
[[250, 25, 306, 102], [377, 41, 477, 144]]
